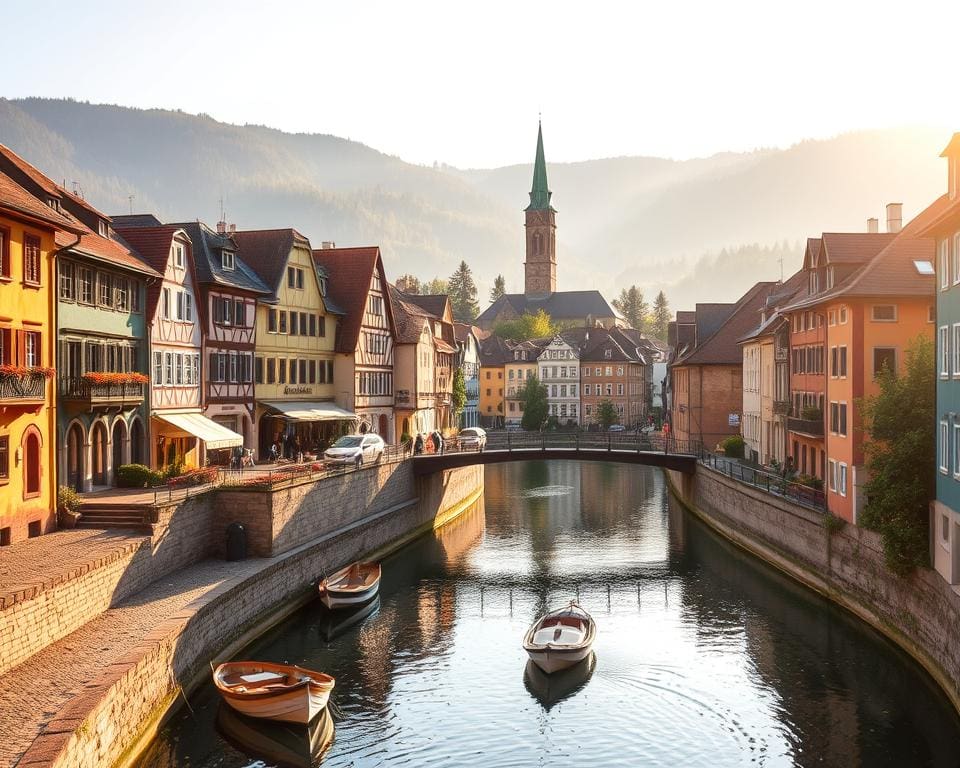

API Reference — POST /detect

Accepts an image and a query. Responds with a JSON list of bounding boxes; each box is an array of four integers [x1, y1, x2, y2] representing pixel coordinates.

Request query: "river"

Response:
[[138, 461, 960, 767]]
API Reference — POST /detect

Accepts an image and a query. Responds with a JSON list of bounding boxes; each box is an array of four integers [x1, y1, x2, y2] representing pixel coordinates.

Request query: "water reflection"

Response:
[[524, 652, 596, 711], [215, 705, 335, 768], [138, 461, 960, 768]]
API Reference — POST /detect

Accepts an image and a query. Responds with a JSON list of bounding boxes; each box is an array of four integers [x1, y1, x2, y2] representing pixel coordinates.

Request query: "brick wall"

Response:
[[668, 465, 960, 714], [17, 463, 483, 768]]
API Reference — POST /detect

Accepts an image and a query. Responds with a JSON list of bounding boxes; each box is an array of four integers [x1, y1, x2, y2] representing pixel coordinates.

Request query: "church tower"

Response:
[[524, 122, 557, 296]]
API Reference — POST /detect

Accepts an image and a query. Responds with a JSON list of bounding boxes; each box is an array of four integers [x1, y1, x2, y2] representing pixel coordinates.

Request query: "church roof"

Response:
[[525, 122, 553, 212], [476, 290, 616, 326]]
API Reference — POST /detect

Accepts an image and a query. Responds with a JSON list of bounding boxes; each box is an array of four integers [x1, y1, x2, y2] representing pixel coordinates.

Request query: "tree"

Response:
[[494, 309, 560, 341], [490, 274, 506, 303], [448, 260, 480, 322], [652, 291, 670, 341], [860, 336, 935, 576], [596, 399, 619, 429], [395, 274, 421, 294], [422, 277, 449, 296], [613, 285, 648, 332], [452, 367, 467, 424], [520, 374, 548, 431]]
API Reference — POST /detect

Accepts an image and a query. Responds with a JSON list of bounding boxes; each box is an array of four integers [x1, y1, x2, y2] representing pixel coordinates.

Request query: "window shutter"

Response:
[[209, 353, 218, 381], [15, 329, 25, 366]]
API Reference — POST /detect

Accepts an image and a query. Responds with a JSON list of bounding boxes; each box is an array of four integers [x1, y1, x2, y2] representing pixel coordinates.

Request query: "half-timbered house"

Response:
[[234, 228, 350, 460], [313, 245, 397, 442], [175, 221, 270, 463]]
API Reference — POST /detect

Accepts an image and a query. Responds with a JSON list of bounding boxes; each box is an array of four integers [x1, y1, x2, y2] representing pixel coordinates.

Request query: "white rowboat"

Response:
[[318, 562, 381, 610], [213, 661, 335, 725], [522, 601, 596, 674]]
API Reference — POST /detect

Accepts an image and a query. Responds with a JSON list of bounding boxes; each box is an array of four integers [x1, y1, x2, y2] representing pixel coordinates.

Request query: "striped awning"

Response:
[[155, 412, 243, 449], [261, 401, 358, 422]]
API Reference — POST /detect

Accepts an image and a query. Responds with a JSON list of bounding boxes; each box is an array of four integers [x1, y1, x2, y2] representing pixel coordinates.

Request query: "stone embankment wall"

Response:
[[667, 466, 960, 715], [16, 463, 483, 768]]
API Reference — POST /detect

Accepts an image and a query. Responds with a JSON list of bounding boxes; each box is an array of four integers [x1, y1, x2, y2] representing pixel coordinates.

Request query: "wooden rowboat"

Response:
[[213, 661, 335, 725], [216, 702, 335, 767], [318, 561, 381, 610], [524, 651, 596, 710], [522, 601, 596, 674]]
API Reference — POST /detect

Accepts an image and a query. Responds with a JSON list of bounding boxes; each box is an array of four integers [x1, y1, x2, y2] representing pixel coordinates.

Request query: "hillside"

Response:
[[0, 98, 950, 310]]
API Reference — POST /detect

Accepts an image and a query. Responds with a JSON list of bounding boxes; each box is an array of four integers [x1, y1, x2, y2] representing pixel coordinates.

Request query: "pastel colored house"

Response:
[[0, 162, 82, 543]]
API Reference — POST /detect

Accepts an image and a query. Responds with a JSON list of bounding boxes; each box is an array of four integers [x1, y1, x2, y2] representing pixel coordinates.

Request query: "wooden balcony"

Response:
[[0, 374, 47, 405], [60, 377, 145, 408]]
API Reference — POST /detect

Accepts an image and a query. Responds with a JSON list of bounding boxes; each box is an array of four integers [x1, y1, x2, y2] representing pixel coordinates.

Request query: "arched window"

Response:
[[23, 428, 41, 499], [533, 232, 543, 256]]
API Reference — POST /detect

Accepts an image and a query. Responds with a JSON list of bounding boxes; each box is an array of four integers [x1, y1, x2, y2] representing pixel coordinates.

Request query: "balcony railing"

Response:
[[60, 377, 145, 405], [787, 416, 824, 436], [0, 374, 46, 402]]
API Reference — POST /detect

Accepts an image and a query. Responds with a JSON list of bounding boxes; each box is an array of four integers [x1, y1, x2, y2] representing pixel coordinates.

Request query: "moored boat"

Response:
[[522, 601, 596, 674], [524, 651, 596, 710], [213, 661, 335, 725], [319, 595, 381, 642], [216, 702, 335, 767], [318, 561, 381, 609]]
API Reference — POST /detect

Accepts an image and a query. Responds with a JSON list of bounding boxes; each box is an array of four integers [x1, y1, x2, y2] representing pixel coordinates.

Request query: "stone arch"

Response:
[[111, 416, 128, 483], [64, 419, 87, 492], [129, 416, 145, 466], [91, 420, 109, 487]]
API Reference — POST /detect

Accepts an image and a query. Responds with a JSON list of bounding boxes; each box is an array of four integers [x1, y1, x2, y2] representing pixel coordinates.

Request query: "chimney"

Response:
[[228, 223, 236, 234], [886, 203, 902, 234], [216, 220, 227, 235], [867, 217, 879, 234], [321, 241, 336, 249]]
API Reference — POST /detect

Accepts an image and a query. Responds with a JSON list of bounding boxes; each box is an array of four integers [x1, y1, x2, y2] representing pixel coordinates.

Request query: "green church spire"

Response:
[[526, 121, 553, 211]]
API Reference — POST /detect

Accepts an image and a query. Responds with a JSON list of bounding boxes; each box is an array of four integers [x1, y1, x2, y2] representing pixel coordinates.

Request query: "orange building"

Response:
[[783, 205, 944, 521], [479, 335, 511, 427], [0, 168, 82, 543]]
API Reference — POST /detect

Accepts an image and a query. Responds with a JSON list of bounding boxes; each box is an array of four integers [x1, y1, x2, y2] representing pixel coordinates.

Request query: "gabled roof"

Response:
[[674, 282, 778, 366], [478, 334, 515, 366], [819, 232, 896, 265], [172, 221, 270, 295], [802, 238, 822, 270], [453, 322, 481, 344], [112, 224, 189, 275], [0, 169, 82, 232], [405, 293, 450, 319], [313, 246, 396, 353], [739, 271, 807, 343], [388, 284, 435, 344], [477, 290, 617, 325], [56, 228, 160, 277], [581, 327, 644, 363], [230, 228, 305, 296]]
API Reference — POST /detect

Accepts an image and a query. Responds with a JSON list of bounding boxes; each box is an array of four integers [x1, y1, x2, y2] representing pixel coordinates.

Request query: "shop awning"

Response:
[[155, 412, 244, 449], [261, 401, 358, 422]]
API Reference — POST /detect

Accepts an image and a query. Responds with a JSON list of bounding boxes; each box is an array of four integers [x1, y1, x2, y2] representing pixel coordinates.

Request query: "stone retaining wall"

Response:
[[667, 466, 960, 715], [16, 463, 483, 768]]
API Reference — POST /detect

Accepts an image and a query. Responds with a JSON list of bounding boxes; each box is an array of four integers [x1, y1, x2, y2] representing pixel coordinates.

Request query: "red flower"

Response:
[[0, 365, 56, 379], [82, 372, 149, 385]]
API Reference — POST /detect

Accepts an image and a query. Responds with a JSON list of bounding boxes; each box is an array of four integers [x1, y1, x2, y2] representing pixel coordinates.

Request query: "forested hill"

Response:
[[0, 98, 948, 310]]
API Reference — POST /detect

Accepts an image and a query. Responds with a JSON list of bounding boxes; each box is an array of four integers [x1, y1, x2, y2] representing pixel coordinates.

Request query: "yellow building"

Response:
[[479, 335, 511, 428], [505, 340, 544, 426], [234, 229, 351, 459], [0, 168, 82, 543]]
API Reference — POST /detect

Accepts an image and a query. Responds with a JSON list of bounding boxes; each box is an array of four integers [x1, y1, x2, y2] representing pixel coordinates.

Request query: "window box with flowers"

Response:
[[61, 371, 148, 403], [0, 365, 54, 401]]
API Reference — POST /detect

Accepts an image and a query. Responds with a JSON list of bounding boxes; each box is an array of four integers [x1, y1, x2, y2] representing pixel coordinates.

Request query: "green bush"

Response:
[[796, 474, 823, 490], [57, 485, 82, 514], [116, 463, 163, 488], [800, 405, 822, 421], [720, 434, 745, 458], [400, 432, 412, 444]]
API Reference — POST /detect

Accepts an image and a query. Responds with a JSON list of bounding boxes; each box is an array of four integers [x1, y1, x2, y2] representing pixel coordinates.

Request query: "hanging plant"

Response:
[[81, 371, 149, 385], [0, 365, 56, 379]]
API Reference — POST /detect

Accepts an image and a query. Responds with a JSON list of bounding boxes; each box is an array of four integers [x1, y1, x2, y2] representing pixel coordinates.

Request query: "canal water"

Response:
[[138, 461, 960, 767]]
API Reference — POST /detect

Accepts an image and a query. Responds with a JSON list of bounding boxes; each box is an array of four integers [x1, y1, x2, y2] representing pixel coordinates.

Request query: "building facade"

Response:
[[0, 167, 81, 543], [314, 246, 397, 442], [538, 334, 581, 425], [478, 335, 511, 427], [580, 328, 648, 428], [454, 323, 481, 428], [504, 340, 543, 426]]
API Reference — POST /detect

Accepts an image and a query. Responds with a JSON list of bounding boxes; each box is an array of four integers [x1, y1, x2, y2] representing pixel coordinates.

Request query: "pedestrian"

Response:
[[414, 433, 425, 455], [434, 430, 444, 455], [269, 441, 279, 462]]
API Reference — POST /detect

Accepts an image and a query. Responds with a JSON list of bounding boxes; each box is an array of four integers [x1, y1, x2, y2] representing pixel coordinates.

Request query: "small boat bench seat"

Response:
[[533, 625, 585, 645]]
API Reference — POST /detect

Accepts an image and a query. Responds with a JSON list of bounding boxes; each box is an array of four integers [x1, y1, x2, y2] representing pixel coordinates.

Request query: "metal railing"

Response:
[[423, 430, 702, 457], [698, 452, 826, 511], [0, 374, 46, 401], [149, 440, 414, 504], [59, 377, 145, 401]]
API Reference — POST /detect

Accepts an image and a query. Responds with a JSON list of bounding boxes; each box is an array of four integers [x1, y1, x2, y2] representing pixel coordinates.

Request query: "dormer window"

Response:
[[46, 197, 59, 211], [98, 220, 109, 237], [604, 349, 612, 359], [221, 250, 235, 271], [319, 277, 327, 296], [827, 266, 835, 289], [173, 242, 185, 268]]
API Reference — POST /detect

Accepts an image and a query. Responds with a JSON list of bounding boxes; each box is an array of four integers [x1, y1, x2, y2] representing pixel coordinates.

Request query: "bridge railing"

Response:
[[437, 430, 701, 456], [698, 451, 827, 511]]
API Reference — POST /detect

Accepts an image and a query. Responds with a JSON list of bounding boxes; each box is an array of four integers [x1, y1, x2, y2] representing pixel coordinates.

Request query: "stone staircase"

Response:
[[77, 503, 153, 533]]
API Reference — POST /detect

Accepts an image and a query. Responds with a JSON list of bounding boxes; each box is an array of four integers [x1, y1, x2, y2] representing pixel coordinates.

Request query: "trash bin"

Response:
[[226, 522, 247, 561]]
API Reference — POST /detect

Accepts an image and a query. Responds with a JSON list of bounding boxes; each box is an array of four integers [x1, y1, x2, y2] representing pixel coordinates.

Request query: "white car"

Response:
[[458, 427, 487, 451], [324, 433, 385, 467]]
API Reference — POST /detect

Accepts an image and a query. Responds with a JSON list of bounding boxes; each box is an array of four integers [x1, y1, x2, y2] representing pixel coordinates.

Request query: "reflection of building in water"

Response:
[[436, 496, 486, 565], [577, 460, 655, 532]]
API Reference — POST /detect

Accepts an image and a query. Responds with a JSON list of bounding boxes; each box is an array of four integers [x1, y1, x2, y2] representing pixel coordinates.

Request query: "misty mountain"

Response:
[[0, 98, 950, 312]]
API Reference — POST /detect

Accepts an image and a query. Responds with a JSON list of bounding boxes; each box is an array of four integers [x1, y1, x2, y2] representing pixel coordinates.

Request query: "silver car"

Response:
[[324, 434, 385, 467], [458, 427, 487, 451]]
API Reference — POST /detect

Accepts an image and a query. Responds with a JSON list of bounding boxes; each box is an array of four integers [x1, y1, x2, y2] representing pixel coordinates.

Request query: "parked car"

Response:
[[608, 424, 626, 432], [458, 427, 487, 451], [324, 434, 385, 467]]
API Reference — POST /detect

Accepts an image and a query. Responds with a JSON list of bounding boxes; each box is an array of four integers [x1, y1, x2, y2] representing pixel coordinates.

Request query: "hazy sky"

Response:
[[3, 0, 959, 168]]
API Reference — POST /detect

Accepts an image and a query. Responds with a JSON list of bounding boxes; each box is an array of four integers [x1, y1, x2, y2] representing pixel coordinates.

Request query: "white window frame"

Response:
[[941, 325, 950, 379], [839, 306, 848, 324], [173, 242, 185, 269], [953, 422, 960, 479], [828, 459, 837, 491], [954, 325, 960, 378], [941, 239, 950, 290], [838, 463, 847, 497], [954, 233, 960, 285], [222, 250, 235, 271], [941, 420, 950, 474]]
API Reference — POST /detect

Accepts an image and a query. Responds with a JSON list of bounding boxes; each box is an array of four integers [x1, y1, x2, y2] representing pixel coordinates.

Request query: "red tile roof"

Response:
[[56, 228, 160, 277], [112, 225, 188, 276], [312, 246, 395, 354], [819, 233, 896, 264], [0, 169, 81, 233]]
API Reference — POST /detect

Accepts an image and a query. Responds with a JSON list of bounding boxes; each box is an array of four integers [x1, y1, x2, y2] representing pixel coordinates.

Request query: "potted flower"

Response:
[[0, 364, 56, 379], [81, 372, 149, 385]]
